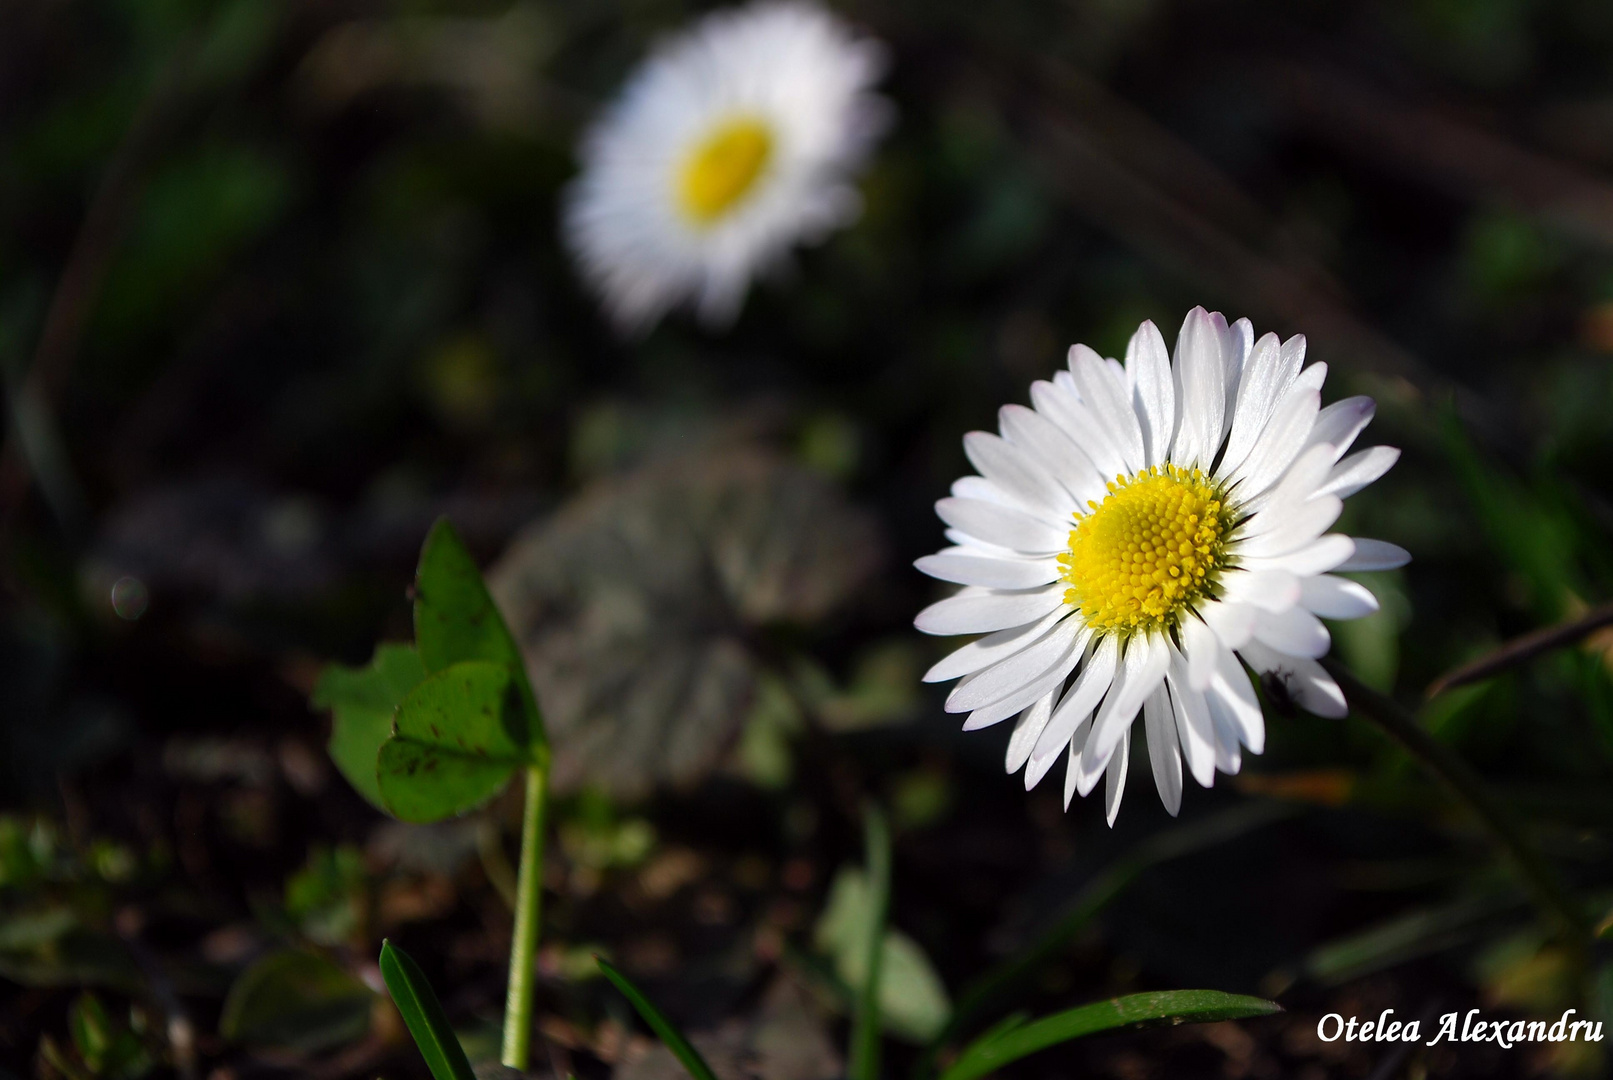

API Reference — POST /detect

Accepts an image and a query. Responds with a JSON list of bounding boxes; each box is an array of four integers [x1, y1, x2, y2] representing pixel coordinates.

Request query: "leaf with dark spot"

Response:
[[376, 660, 535, 823]]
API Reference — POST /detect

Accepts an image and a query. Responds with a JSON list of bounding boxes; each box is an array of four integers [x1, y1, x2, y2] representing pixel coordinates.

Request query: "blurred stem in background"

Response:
[[502, 761, 550, 1071], [850, 805, 891, 1080], [1324, 660, 1592, 981]]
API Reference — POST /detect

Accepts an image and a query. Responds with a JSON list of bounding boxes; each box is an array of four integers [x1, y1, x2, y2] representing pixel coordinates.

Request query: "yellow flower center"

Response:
[[1058, 464, 1232, 635], [677, 117, 775, 225]]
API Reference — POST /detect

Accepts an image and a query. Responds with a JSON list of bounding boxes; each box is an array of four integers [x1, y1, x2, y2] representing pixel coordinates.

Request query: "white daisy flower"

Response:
[[915, 308, 1409, 825], [562, 0, 891, 332]]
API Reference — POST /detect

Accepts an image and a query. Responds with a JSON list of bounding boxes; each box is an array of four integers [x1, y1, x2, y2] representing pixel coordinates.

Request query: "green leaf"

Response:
[[376, 660, 535, 823], [937, 991, 1282, 1080], [220, 950, 374, 1053], [314, 644, 427, 810], [414, 518, 545, 750], [597, 957, 718, 1080], [378, 940, 477, 1080], [416, 519, 521, 671]]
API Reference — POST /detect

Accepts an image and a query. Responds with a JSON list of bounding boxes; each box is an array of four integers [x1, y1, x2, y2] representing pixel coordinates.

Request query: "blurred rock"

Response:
[[490, 447, 882, 799]]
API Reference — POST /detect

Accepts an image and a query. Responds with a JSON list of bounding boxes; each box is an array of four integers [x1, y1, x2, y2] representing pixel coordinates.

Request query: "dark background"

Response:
[[5, 0, 1613, 1077]]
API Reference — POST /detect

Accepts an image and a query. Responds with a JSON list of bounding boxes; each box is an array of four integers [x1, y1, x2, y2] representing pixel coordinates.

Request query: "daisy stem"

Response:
[[501, 761, 549, 1071], [1324, 660, 1590, 948]]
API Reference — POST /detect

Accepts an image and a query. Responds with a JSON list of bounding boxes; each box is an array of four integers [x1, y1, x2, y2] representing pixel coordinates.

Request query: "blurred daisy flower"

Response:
[[915, 308, 1408, 824], [563, 1, 891, 332]]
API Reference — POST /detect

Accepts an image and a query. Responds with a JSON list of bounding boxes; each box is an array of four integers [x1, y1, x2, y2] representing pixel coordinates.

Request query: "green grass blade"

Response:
[[938, 990, 1281, 1080], [850, 804, 891, 1080], [379, 940, 477, 1080], [597, 957, 718, 1080], [924, 801, 1288, 1073]]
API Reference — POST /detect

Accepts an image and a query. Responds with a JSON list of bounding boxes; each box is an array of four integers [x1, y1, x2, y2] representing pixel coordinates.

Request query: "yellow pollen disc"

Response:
[[1057, 464, 1231, 635], [677, 117, 774, 225]]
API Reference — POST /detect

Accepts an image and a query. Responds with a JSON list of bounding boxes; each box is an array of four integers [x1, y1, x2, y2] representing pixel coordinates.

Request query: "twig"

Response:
[[1324, 659, 1589, 947], [1425, 601, 1613, 699]]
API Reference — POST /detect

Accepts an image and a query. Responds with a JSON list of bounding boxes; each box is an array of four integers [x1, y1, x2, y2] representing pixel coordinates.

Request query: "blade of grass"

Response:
[[378, 940, 476, 1080], [938, 990, 1281, 1080], [596, 957, 718, 1080], [917, 801, 1290, 1077], [850, 805, 891, 1080]]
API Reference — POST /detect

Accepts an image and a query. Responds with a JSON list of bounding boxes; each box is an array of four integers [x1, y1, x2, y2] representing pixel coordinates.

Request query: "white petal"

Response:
[[921, 609, 1066, 682], [914, 553, 1060, 589], [1030, 379, 1128, 481], [1300, 575, 1380, 620], [964, 431, 1078, 518], [1291, 360, 1329, 396], [1252, 605, 1331, 659], [1218, 568, 1302, 613], [1305, 396, 1375, 461], [935, 497, 1068, 554], [1068, 345, 1144, 473], [1239, 641, 1348, 718], [1199, 598, 1258, 650], [1169, 307, 1230, 468], [999, 404, 1104, 503], [1061, 734, 1083, 809], [1206, 643, 1264, 753], [1126, 320, 1175, 467], [944, 527, 1027, 559], [1227, 317, 1254, 381], [962, 631, 1087, 729], [1318, 445, 1400, 499], [1219, 332, 1300, 479], [1226, 382, 1320, 500], [1142, 687, 1183, 816], [1336, 538, 1411, 572], [1181, 613, 1220, 691], [1029, 709, 1087, 790], [1280, 333, 1308, 371], [1006, 690, 1056, 774], [1243, 441, 1340, 519], [951, 475, 1032, 512], [1235, 494, 1342, 558], [1166, 646, 1217, 787], [915, 583, 1066, 636], [1028, 633, 1119, 766], [1103, 730, 1131, 826], [1209, 700, 1242, 775], [947, 618, 1085, 712], [1084, 634, 1170, 770], [1238, 533, 1355, 576]]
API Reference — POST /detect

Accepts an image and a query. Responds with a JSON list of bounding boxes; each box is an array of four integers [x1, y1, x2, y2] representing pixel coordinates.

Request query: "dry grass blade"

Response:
[[1274, 62, 1613, 250], [1425, 600, 1613, 699], [994, 54, 1467, 414]]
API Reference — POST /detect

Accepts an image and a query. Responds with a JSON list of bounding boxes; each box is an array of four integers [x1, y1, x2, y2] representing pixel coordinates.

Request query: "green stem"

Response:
[[1325, 660, 1588, 945], [502, 762, 548, 1070], [851, 806, 891, 1080]]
